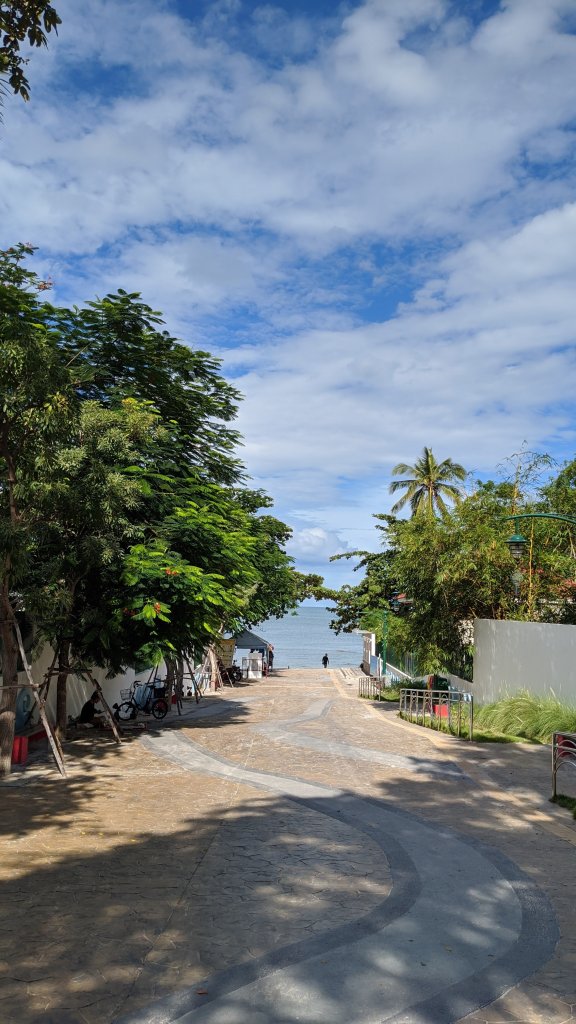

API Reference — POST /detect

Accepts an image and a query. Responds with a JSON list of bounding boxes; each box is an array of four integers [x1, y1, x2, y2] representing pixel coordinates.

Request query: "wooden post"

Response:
[[13, 620, 67, 778], [23, 650, 58, 729], [209, 646, 228, 688], [81, 669, 122, 745]]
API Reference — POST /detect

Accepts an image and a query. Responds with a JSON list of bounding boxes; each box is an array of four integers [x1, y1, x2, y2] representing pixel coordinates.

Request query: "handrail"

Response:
[[552, 731, 576, 798], [399, 687, 473, 739], [385, 663, 413, 680]]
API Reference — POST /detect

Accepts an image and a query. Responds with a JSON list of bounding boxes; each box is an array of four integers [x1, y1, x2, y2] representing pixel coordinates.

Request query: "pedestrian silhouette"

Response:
[[322, 654, 329, 668]]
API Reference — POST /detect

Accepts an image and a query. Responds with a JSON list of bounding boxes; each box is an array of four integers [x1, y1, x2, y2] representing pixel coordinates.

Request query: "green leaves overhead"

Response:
[[1, 243, 309, 703], [0, 1, 61, 101], [53, 290, 243, 485]]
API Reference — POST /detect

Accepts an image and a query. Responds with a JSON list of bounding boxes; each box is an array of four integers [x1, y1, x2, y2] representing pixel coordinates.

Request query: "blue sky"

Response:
[[2, 0, 576, 588]]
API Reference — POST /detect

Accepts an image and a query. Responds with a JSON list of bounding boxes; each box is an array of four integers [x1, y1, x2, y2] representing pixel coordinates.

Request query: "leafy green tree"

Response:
[[1, 0, 61, 101], [329, 483, 524, 676], [382, 488, 515, 675], [25, 399, 161, 736], [52, 291, 243, 486], [0, 244, 78, 774], [328, 550, 396, 633], [227, 488, 328, 627], [330, 465, 576, 677], [389, 446, 467, 517], [1, 246, 314, 765]]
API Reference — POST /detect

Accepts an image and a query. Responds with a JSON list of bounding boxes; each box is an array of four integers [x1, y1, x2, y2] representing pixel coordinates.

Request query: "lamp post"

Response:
[[505, 513, 576, 558], [504, 513, 576, 600]]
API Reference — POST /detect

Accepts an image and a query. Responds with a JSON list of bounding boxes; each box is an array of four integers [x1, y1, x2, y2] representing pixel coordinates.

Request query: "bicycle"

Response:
[[113, 679, 169, 722]]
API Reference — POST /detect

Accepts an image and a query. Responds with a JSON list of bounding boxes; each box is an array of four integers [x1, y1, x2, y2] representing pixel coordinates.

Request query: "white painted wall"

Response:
[[473, 618, 576, 706], [15, 644, 144, 729]]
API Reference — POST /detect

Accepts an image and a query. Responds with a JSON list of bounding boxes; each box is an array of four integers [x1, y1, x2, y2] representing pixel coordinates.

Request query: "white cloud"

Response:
[[1, 0, 575, 587], [287, 526, 349, 564], [3, 0, 576, 256], [232, 200, 576, 502]]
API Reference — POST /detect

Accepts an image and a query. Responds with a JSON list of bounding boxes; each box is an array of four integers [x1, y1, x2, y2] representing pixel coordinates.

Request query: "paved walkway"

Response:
[[1, 668, 576, 1023]]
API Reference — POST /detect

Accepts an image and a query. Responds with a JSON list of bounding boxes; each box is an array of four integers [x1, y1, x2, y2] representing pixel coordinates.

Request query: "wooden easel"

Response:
[[208, 646, 228, 688], [13, 621, 67, 778], [22, 649, 58, 729]]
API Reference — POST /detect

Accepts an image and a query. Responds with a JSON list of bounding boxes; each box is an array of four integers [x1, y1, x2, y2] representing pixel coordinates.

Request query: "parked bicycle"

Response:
[[221, 664, 242, 685], [113, 679, 169, 722]]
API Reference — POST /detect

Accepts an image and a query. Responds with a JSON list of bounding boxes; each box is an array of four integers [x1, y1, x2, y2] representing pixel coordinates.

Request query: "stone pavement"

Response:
[[1, 668, 575, 1024]]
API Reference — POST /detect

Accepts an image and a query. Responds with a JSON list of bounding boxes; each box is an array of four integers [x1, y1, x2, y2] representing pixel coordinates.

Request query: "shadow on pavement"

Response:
[[1, 786, 391, 1024], [0, 761, 559, 1024]]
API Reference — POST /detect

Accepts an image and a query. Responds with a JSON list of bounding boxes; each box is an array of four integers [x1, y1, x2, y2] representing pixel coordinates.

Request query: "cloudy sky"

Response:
[[2, 0, 576, 588]]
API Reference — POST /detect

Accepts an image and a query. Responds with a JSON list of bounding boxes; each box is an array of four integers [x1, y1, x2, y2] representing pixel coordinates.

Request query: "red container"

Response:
[[433, 705, 449, 718], [11, 736, 29, 765]]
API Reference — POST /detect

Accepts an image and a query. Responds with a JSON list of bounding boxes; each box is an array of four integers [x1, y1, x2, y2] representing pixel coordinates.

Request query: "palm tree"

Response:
[[389, 447, 467, 517]]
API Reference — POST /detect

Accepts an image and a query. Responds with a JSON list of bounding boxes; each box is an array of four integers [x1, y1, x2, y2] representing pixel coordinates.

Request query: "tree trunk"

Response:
[[0, 438, 21, 776], [55, 643, 70, 742], [0, 586, 19, 777], [164, 657, 175, 702]]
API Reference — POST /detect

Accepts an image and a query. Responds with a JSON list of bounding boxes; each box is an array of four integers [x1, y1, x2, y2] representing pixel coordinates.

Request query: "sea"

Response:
[[255, 605, 363, 669]]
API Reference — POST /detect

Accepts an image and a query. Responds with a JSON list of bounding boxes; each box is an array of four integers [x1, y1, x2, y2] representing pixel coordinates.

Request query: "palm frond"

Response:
[[437, 483, 464, 502], [391, 481, 421, 515], [410, 488, 428, 515], [389, 478, 417, 493], [437, 458, 467, 481], [391, 462, 415, 477]]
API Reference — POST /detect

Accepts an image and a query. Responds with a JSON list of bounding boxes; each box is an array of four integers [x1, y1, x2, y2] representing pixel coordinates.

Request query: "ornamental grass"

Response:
[[474, 690, 576, 743]]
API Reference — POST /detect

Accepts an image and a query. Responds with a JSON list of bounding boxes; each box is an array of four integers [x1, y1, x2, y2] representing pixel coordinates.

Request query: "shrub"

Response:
[[475, 691, 576, 743]]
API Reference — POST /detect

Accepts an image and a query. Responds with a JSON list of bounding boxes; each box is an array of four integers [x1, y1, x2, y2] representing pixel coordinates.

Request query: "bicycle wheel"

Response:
[[151, 698, 168, 719], [115, 701, 137, 722]]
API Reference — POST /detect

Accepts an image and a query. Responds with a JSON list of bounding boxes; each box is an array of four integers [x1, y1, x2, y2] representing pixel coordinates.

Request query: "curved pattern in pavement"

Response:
[[254, 698, 468, 778], [115, 708, 558, 1024]]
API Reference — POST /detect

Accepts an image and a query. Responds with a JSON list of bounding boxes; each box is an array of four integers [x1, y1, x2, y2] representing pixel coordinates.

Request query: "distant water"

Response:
[[256, 605, 363, 669]]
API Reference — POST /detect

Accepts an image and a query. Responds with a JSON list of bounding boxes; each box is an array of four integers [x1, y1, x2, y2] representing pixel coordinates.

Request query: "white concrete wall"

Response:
[[446, 672, 472, 692], [473, 618, 576, 706], [15, 645, 143, 728]]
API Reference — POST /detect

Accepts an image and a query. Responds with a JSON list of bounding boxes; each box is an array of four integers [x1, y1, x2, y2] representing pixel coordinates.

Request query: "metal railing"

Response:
[[399, 688, 474, 739], [552, 731, 576, 798], [358, 676, 383, 700], [358, 674, 408, 700]]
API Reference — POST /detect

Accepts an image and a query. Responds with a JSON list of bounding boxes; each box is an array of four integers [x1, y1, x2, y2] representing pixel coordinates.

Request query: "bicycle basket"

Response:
[[120, 688, 132, 700]]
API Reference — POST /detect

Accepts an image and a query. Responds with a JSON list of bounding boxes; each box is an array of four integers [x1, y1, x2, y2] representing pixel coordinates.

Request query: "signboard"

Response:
[[216, 638, 236, 668]]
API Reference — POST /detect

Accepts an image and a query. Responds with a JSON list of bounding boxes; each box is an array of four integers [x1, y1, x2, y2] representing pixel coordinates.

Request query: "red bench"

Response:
[[12, 724, 47, 765]]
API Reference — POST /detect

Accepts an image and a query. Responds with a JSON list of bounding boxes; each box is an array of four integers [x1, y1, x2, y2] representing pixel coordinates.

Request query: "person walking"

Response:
[[322, 653, 329, 669]]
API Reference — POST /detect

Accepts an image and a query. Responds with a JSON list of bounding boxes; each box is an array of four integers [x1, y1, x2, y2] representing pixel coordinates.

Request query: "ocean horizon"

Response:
[[255, 605, 363, 669]]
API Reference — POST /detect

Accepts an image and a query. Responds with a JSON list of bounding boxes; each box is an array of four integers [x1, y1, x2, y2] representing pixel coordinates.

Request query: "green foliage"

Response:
[[398, 713, 533, 743], [329, 446, 576, 680], [328, 548, 397, 633], [389, 446, 467, 517], [52, 290, 243, 485], [0, 244, 79, 566], [1, 244, 309, 686], [475, 691, 576, 743], [0, 1, 61, 100], [24, 399, 160, 655]]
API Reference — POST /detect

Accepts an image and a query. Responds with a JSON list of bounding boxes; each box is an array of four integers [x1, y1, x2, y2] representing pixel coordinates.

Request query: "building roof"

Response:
[[232, 629, 272, 651]]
